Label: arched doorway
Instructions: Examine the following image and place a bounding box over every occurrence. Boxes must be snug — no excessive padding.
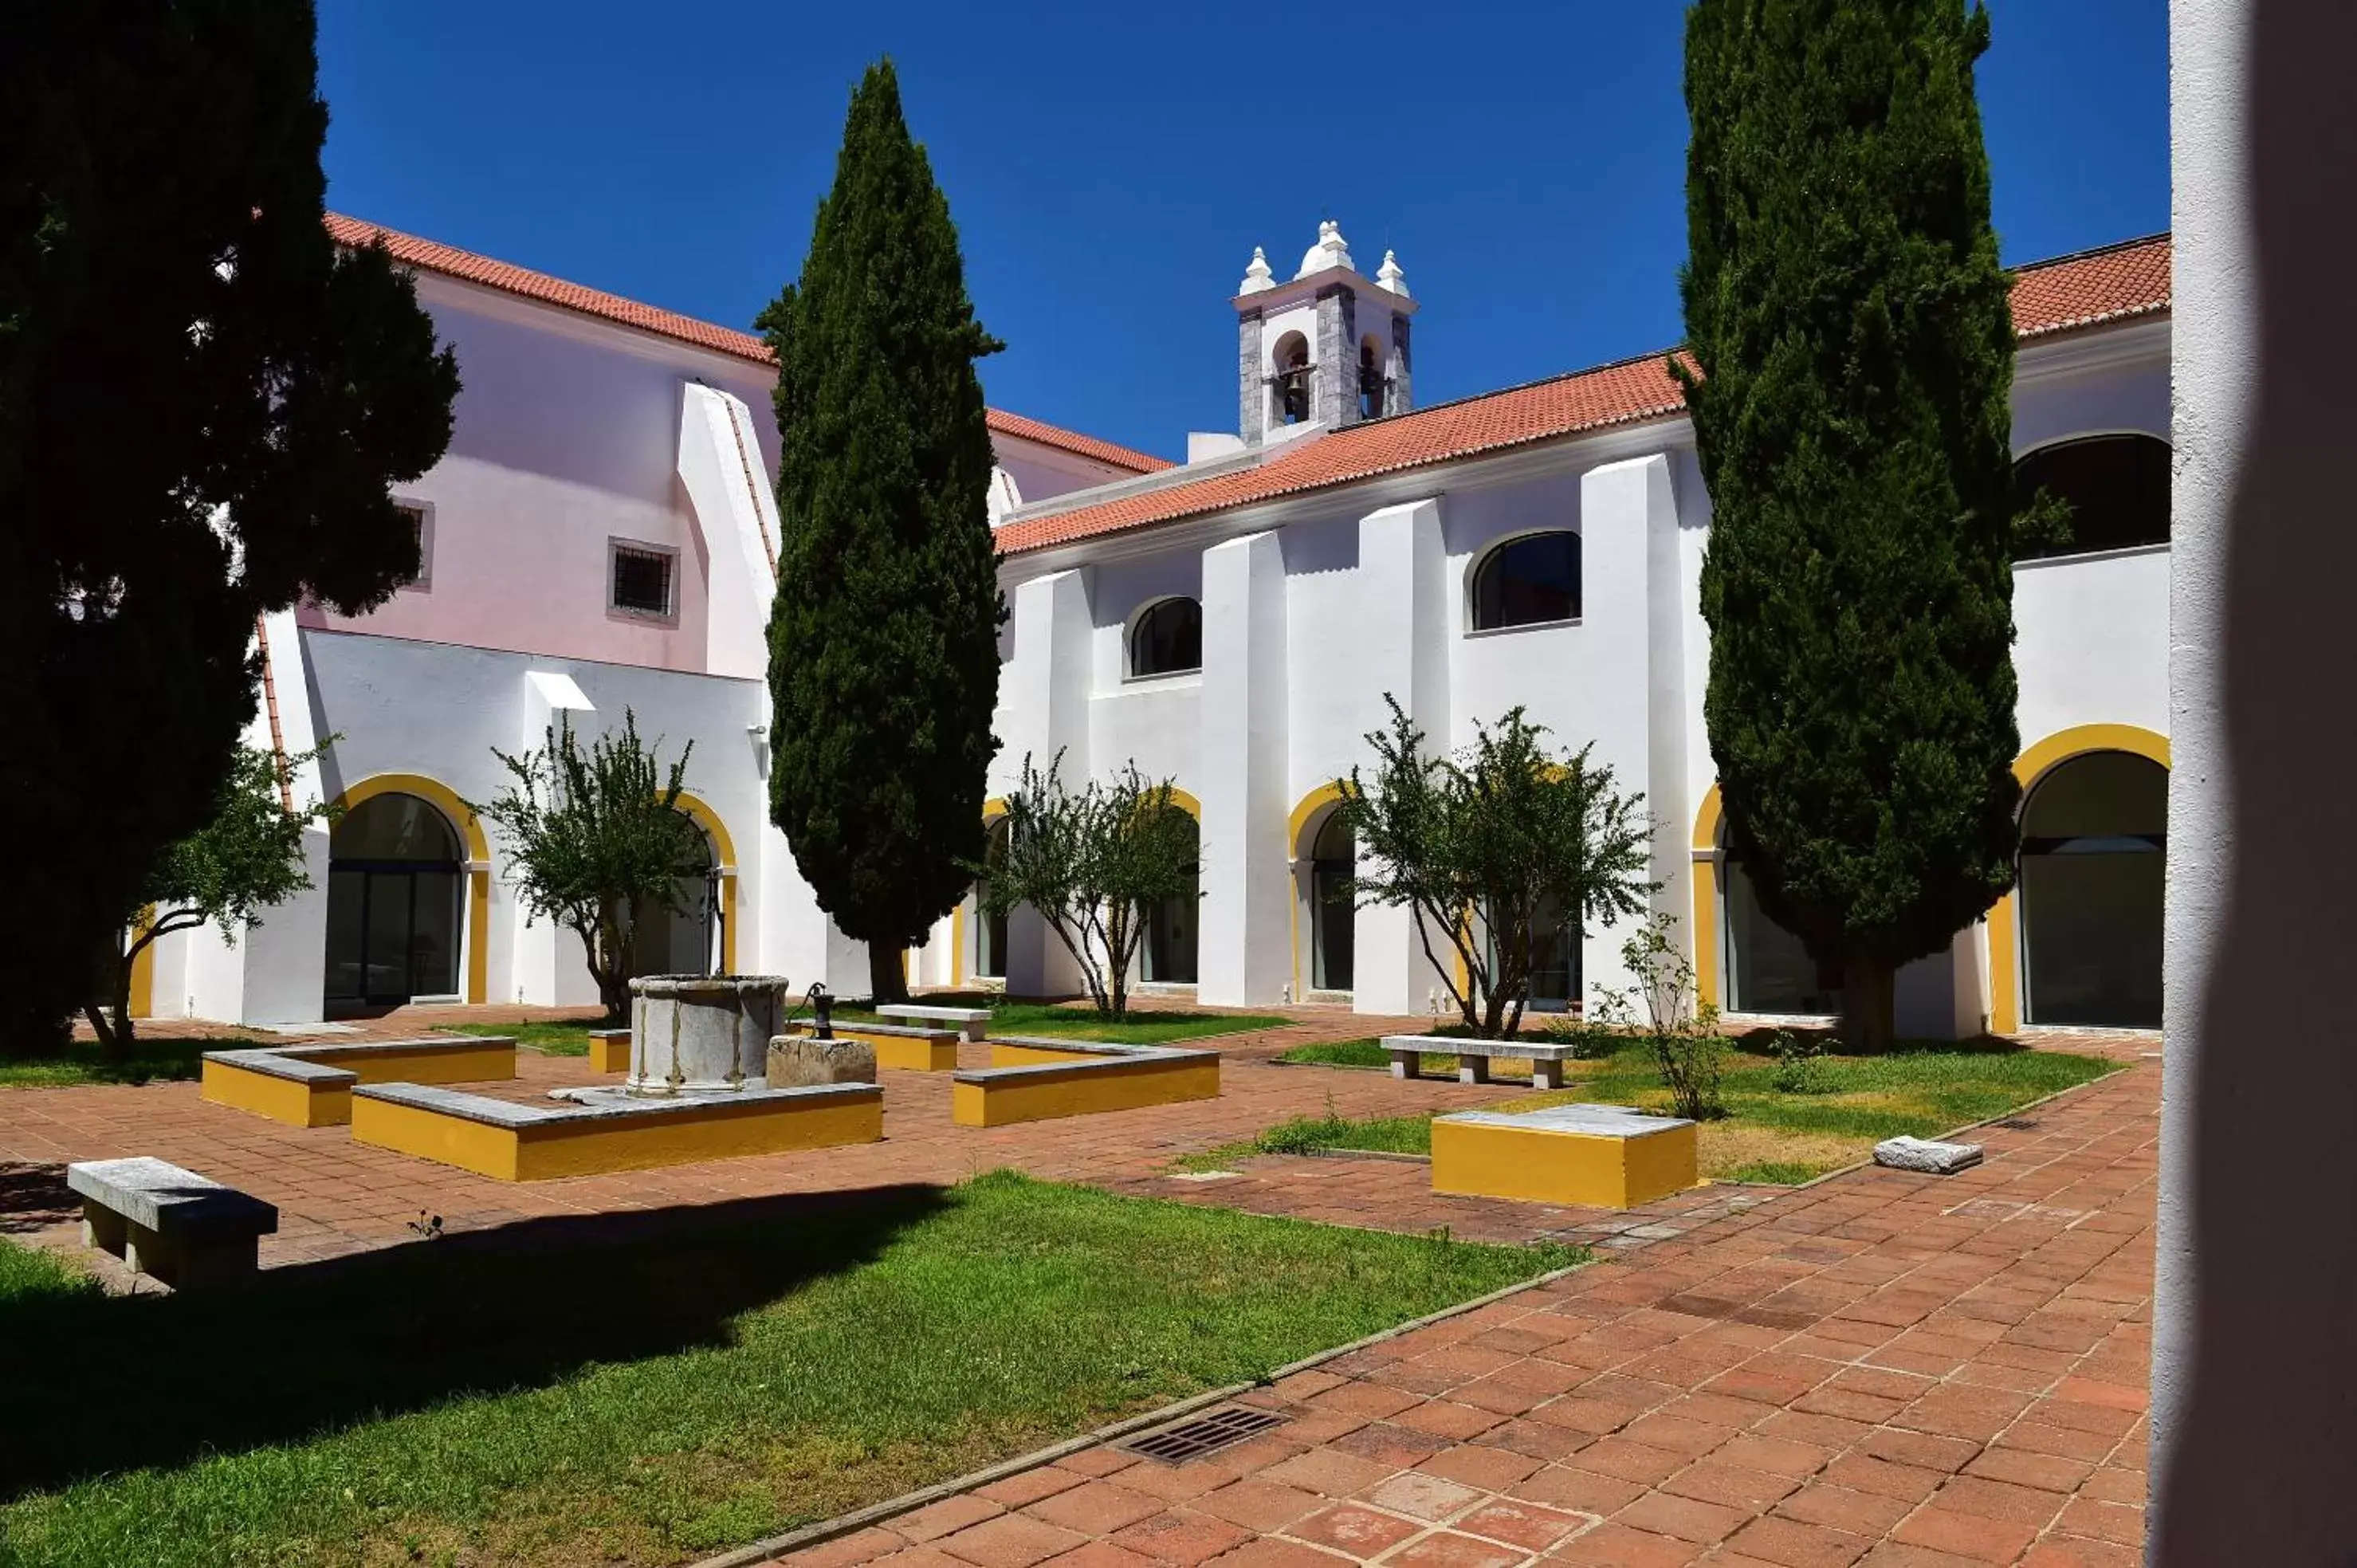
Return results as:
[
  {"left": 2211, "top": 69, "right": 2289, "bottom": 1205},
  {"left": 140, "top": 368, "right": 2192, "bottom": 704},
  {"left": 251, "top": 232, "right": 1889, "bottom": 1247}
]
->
[
  {"left": 1308, "top": 811, "right": 1355, "bottom": 993},
  {"left": 326, "top": 793, "right": 464, "bottom": 1010},
  {"left": 1724, "top": 858, "right": 1840, "bottom": 1016},
  {"left": 1142, "top": 812, "right": 1200, "bottom": 985},
  {"left": 1486, "top": 894, "right": 1581, "bottom": 1014},
  {"left": 2019, "top": 752, "right": 2166, "bottom": 1028},
  {"left": 972, "top": 816, "right": 1010, "bottom": 981},
  {"left": 630, "top": 816, "right": 718, "bottom": 978}
]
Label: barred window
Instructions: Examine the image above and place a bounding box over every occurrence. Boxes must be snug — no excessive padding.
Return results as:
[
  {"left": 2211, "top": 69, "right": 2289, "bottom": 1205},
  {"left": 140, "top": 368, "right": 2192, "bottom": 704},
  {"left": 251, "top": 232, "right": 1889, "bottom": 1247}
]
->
[{"left": 611, "top": 541, "right": 675, "bottom": 617}]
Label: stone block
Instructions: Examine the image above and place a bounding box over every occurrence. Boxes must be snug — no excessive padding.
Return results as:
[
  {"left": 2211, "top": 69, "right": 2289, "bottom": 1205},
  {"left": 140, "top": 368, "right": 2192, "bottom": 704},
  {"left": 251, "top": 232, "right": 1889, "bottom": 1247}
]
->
[
  {"left": 1874, "top": 1135, "right": 1985, "bottom": 1174},
  {"left": 767, "top": 1033, "right": 876, "bottom": 1088}
]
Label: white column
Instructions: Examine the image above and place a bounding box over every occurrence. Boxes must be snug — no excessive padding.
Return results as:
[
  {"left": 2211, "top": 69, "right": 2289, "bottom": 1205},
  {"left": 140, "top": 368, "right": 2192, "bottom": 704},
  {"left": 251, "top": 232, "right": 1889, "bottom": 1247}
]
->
[
  {"left": 235, "top": 612, "right": 332, "bottom": 1025},
  {"left": 1352, "top": 497, "right": 1451, "bottom": 1018},
  {"left": 1576, "top": 454, "right": 1688, "bottom": 1008},
  {"left": 1000, "top": 568, "right": 1094, "bottom": 1000},
  {"left": 1197, "top": 531, "right": 1290, "bottom": 1005}
]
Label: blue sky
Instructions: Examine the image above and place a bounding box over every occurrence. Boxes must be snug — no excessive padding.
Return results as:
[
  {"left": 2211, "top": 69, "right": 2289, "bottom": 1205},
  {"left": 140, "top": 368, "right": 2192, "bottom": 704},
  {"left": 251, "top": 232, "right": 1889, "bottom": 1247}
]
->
[{"left": 317, "top": 2, "right": 2167, "bottom": 462}]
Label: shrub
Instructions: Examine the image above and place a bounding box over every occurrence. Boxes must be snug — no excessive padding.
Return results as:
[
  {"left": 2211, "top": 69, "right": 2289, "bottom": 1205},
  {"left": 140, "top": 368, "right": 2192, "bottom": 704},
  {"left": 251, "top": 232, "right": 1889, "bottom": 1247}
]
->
[
  {"left": 1593, "top": 913, "right": 1727, "bottom": 1121},
  {"left": 1768, "top": 1030, "right": 1838, "bottom": 1095}
]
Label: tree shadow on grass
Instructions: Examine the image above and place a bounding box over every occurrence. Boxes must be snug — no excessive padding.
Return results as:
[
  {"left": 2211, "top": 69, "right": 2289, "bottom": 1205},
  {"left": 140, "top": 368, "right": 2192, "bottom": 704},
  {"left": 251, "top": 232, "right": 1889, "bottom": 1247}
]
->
[
  {"left": 0, "top": 1035, "right": 227, "bottom": 1087},
  {"left": 0, "top": 1181, "right": 949, "bottom": 1497}
]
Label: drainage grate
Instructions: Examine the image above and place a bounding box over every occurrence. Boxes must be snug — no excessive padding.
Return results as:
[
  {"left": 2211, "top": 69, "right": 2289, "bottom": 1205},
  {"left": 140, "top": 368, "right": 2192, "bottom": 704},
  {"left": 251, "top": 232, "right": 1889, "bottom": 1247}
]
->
[
  {"left": 1992, "top": 1118, "right": 2041, "bottom": 1131},
  {"left": 1119, "top": 1406, "right": 1287, "bottom": 1464}
]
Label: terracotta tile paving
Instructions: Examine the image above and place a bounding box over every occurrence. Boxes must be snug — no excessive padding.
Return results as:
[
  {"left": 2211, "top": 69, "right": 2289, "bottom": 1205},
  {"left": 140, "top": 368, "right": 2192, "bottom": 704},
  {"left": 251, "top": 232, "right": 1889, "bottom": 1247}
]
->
[
  {"left": 752, "top": 1062, "right": 2155, "bottom": 1568},
  {"left": 2, "top": 1004, "right": 2156, "bottom": 1565}
]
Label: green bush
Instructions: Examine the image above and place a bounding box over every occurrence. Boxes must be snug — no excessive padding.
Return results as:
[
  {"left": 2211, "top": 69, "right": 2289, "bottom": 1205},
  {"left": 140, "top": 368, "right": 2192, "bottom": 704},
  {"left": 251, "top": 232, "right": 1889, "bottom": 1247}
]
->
[{"left": 1767, "top": 1029, "right": 1838, "bottom": 1094}]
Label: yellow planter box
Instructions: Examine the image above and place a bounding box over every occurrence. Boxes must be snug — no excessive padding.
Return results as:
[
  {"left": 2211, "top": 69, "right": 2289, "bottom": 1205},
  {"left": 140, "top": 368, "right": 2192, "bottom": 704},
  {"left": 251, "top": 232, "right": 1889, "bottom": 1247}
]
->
[
  {"left": 587, "top": 1030, "right": 632, "bottom": 1074},
  {"left": 350, "top": 1081, "right": 884, "bottom": 1181},
  {"left": 782, "top": 1023, "right": 960, "bottom": 1072},
  {"left": 201, "top": 1037, "right": 518, "bottom": 1128},
  {"left": 1431, "top": 1103, "right": 1699, "bottom": 1208},
  {"left": 951, "top": 1039, "right": 1220, "bottom": 1127}
]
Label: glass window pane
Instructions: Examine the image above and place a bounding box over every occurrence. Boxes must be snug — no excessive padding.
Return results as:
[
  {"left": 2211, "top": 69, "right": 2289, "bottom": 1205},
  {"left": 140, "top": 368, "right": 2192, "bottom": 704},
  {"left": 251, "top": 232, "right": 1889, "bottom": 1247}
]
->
[
  {"left": 2021, "top": 752, "right": 2166, "bottom": 1028},
  {"left": 408, "top": 870, "right": 461, "bottom": 996},
  {"left": 332, "top": 793, "right": 460, "bottom": 863},
  {"left": 2015, "top": 435, "right": 2171, "bottom": 560},
  {"left": 1133, "top": 599, "right": 1203, "bottom": 677},
  {"left": 324, "top": 869, "right": 366, "bottom": 1004},
  {"left": 1727, "top": 861, "right": 1840, "bottom": 1014},
  {"left": 1473, "top": 533, "right": 1581, "bottom": 630}
]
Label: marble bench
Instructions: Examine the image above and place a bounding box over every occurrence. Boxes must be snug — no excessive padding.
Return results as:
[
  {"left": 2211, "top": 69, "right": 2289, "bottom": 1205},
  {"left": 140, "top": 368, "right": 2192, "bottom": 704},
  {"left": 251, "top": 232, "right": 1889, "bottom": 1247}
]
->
[
  {"left": 349, "top": 1079, "right": 883, "bottom": 1181},
  {"left": 66, "top": 1156, "right": 278, "bottom": 1288},
  {"left": 201, "top": 1036, "right": 519, "bottom": 1127},
  {"left": 876, "top": 1004, "right": 992, "bottom": 1042},
  {"left": 951, "top": 1036, "right": 1220, "bottom": 1127},
  {"left": 1381, "top": 1033, "right": 1584, "bottom": 1088},
  {"left": 1431, "top": 1102, "right": 1699, "bottom": 1208}
]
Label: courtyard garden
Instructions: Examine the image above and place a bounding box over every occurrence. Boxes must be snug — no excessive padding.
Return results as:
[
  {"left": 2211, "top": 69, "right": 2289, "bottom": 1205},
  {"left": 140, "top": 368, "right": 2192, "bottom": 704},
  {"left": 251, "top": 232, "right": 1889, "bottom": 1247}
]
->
[
  {"left": 0, "top": 1170, "right": 1574, "bottom": 1568},
  {"left": 1261, "top": 1034, "right": 2119, "bottom": 1183}
]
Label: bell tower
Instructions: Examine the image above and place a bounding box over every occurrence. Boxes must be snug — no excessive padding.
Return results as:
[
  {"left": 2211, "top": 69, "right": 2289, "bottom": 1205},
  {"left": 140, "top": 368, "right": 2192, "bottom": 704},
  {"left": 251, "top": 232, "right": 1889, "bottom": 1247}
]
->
[{"left": 1234, "top": 221, "right": 1416, "bottom": 446}]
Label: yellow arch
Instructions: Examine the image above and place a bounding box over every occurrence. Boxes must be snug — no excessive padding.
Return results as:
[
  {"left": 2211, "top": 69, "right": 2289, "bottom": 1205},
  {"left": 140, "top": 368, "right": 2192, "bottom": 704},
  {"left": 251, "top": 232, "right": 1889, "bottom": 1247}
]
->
[
  {"left": 1165, "top": 786, "right": 1202, "bottom": 820},
  {"left": 1988, "top": 723, "right": 2170, "bottom": 1034},
  {"left": 954, "top": 800, "right": 1013, "bottom": 988},
  {"left": 1691, "top": 784, "right": 1725, "bottom": 1010},
  {"left": 672, "top": 790, "right": 740, "bottom": 975},
  {"left": 1287, "top": 784, "right": 1349, "bottom": 996},
  {"left": 332, "top": 772, "right": 492, "bottom": 1004}
]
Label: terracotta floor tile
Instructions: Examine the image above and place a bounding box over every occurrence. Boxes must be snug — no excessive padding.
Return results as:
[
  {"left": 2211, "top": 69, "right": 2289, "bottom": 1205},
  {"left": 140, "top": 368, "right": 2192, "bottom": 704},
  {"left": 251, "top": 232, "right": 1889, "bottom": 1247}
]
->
[
  {"left": 1282, "top": 1505, "right": 1423, "bottom": 1558},
  {"left": 1110, "top": 1511, "right": 1255, "bottom": 1566}
]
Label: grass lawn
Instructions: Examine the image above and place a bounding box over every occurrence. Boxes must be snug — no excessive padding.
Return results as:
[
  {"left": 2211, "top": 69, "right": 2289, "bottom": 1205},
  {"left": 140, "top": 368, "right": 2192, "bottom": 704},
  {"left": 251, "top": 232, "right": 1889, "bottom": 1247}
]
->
[
  {"left": 1268, "top": 1037, "right": 2119, "bottom": 1184},
  {"left": 439, "top": 1020, "right": 609, "bottom": 1057},
  {"left": 0, "top": 1171, "right": 1575, "bottom": 1568},
  {"left": 836, "top": 999, "right": 1289, "bottom": 1046},
  {"left": 0, "top": 1034, "right": 230, "bottom": 1088}
]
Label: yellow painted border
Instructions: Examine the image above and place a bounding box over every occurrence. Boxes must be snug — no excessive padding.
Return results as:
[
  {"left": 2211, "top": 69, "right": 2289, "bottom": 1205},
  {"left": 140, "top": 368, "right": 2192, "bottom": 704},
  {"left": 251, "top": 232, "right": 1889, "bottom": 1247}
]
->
[
  {"left": 673, "top": 790, "right": 739, "bottom": 975},
  {"left": 127, "top": 906, "right": 156, "bottom": 1020},
  {"left": 1692, "top": 784, "right": 1724, "bottom": 1010},
  {"left": 951, "top": 1054, "right": 1220, "bottom": 1127},
  {"left": 1432, "top": 1116, "right": 1699, "bottom": 1208},
  {"left": 332, "top": 772, "right": 492, "bottom": 1004},
  {"left": 1287, "top": 784, "right": 1347, "bottom": 997},
  {"left": 1988, "top": 723, "right": 2171, "bottom": 1035},
  {"left": 349, "top": 1085, "right": 883, "bottom": 1181}
]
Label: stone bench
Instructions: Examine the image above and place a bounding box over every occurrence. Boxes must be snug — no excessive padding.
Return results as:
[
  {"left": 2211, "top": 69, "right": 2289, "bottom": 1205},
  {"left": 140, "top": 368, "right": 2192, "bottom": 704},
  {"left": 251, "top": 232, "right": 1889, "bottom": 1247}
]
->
[
  {"left": 586, "top": 1028, "right": 632, "bottom": 1074},
  {"left": 780, "top": 1019, "right": 960, "bottom": 1071},
  {"left": 952, "top": 1036, "right": 1220, "bottom": 1128},
  {"left": 350, "top": 1079, "right": 883, "bottom": 1181},
  {"left": 202, "top": 1036, "right": 519, "bottom": 1127},
  {"left": 1381, "top": 1033, "right": 1583, "bottom": 1089},
  {"left": 1431, "top": 1102, "right": 1699, "bottom": 1208},
  {"left": 66, "top": 1157, "right": 278, "bottom": 1288},
  {"left": 876, "top": 1004, "right": 992, "bottom": 1042}
]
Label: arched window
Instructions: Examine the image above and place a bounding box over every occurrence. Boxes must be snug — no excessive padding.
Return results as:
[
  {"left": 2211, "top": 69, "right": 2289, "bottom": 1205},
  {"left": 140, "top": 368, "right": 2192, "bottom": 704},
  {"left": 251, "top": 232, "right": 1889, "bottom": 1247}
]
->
[
  {"left": 2020, "top": 751, "right": 2166, "bottom": 1027},
  {"left": 1470, "top": 532, "right": 1581, "bottom": 631},
  {"left": 1271, "top": 332, "right": 1311, "bottom": 426},
  {"left": 1309, "top": 812, "right": 1356, "bottom": 992},
  {"left": 2014, "top": 434, "right": 2171, "bottom": 560},
  {"left": 973, "top": 817, "right": 1010, "bottom": 980},
  {"left": 326, "top": 793, "right": 464, "bottom": 1009},
  {"left": 1130, "top": 597, "right": 1203, "bottom": 678},
  {"left": 631, "top": 816, "right": 717, "bottom": 980},
  {"left": 1358, "top": 338, "right": 1385, "bottom": 421},
  {"left": 1142, "top": 812, "right": 1200, "bottom": 985}
]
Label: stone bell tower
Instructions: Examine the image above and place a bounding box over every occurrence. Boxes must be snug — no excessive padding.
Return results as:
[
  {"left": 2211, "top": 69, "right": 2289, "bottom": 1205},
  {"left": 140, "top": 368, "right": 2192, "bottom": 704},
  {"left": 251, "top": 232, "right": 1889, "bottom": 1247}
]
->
[{"left": 1233, "top": 221, "right": 1416, "bottom": 446}]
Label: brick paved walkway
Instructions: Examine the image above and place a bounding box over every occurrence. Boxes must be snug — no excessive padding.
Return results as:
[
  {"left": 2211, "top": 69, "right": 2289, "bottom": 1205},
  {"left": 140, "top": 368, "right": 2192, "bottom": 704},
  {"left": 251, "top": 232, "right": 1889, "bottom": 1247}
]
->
[{"left": 772, "top": 1066, "right": 2156, "bottom": 1568}]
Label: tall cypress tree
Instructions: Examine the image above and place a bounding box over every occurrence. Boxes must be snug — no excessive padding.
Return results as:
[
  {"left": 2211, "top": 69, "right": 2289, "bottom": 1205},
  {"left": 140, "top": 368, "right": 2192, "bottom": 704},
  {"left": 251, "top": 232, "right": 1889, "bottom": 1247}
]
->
[
  {"left": 2, "top": 1, "right": 458, "bottom": 1046},
  {"left": 762, "top": 60, "right": 1005, "bottom": 1004},
  {"left": 1676, "top": 0, "right": 2021, "bottom": 1047}
]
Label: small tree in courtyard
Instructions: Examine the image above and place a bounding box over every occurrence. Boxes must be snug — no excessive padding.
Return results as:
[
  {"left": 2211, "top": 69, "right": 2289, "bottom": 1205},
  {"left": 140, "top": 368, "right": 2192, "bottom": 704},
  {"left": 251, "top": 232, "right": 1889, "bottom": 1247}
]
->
[
  {"left": 1676, "top": 0, "right": 2025, "bottom": 1048},
  {"left": 1335, "top": 697, "right": 1653, "bottom": 1039},
  {"left": 976, "top": 753, "right": 1198, "bottom": 1021},
  {"left": 84, "top": 744, "right": 334, "bottom": 1054},
  {"left": 473, "top": 713, "right": 708, "bottom": 1021}
]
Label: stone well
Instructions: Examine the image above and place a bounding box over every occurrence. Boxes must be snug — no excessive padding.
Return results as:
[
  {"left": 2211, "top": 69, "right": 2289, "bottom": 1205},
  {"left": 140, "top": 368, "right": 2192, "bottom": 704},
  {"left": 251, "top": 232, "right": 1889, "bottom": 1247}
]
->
[{"left": 626, "top": 975, "right": 792, "bottom": 1097}]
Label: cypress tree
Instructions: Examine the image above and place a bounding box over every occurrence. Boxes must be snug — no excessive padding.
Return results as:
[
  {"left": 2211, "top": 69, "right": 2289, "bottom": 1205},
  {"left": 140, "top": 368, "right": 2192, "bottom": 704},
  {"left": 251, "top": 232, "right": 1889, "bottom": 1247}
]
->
[
  {"left": 761, "top": 60, "right": 1006, "bottom": 1004},
  {"left": 1675, "top": 0, "right": 2022, "bottom": 1047},
  {"left": 1, "top": 1, "right": 458, "bottom": 1043}
]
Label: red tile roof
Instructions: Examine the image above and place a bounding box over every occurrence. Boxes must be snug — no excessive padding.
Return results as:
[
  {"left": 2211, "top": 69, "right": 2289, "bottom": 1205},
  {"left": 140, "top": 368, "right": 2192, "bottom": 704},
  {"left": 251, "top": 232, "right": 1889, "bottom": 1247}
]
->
[
  {"left": 998, "top": 234, "right": 2174, "bottom": 556},
  {"left": 324, "top": 212, "right": 1170, "bottom": 476}
]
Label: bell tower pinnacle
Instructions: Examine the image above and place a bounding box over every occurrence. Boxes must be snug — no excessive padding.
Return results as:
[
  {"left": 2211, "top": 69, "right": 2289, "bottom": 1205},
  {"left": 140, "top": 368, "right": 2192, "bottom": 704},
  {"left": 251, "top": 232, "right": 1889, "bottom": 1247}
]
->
[{"left": 1232, "top": 221, "right": 1416, "bottom": 446}]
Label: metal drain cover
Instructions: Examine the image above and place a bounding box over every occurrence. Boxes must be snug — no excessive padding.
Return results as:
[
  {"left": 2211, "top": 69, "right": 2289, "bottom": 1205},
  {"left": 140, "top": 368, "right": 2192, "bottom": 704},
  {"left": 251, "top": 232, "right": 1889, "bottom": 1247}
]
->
[{"left": 1119, "top": 1405, "right": 1287, "bottom": 1464}]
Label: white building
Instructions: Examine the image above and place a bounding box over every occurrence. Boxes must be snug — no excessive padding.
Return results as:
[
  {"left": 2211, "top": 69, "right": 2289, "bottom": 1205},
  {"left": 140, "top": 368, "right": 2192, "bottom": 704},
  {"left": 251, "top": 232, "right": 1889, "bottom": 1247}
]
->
[{"left": 135, "top": 216, "right": 2174, "bottom": 1041}]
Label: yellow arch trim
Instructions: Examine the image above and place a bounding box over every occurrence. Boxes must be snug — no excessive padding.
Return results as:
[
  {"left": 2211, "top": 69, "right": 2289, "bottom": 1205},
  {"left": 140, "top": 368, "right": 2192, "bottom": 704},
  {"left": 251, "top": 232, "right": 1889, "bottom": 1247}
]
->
[
  {"left": 128, "top": 906, "right": 157, "bottom": 1020},
  {"left": 1988, "top": 723, "right": 2170, "bottom": 1034},
  {"left": 1165, "top": 787, "right": 1202, "bottom": 820},
  {"left": 1287, "top": 784, "right": 1349, "bottom": 996},
  {"left": 672, "top": 791, "right": 739, "bottom": 975},
  {"left": 1691, "top": 784, "right": 1724, "bottom": 1010},
  {"left": 957, "top": 802, "right": 1012, "bottom": 988},
  {"left": 332, "top": 772, "right": 492, "bottom": 1004}
]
